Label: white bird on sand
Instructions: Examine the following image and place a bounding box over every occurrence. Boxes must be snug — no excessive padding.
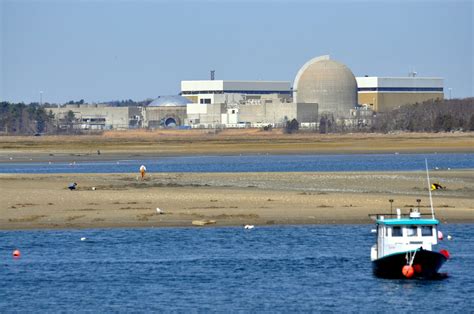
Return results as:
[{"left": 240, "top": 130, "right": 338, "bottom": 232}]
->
[
  {"left": 156, "top": 208, "right": 163, "bottom": 214},
  {"left": 92, "top": 187, "right": 96, "bottom": 191},
  {"left": 244, "top": 225, "right": 255, "bottom": 230},
  {"left": 447, "top": 235, "right": 452, "bottom": 240},
  {"left": 80, "top": 237, "right": 87, "bottom": 241}
]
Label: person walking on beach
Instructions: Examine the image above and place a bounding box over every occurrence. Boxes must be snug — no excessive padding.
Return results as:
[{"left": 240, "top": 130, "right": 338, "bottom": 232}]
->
[{"left": 139, "top": 165, "right": 147, "bottom": 180}]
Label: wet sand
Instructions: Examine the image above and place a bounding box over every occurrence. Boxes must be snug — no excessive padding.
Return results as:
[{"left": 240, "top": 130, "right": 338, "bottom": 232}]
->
[{"left": 1, "top": 171, "right": 473, "bottom": 230}]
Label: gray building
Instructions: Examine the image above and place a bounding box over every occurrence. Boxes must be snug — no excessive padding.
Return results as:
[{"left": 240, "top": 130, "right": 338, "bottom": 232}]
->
[
  {"left": 293, "top": 55, "right": 358, "bottom": 119},
  {"left": 142, "top": 95, "right": 189, "bottom": 128},
  {"left": 51, "top": 104, "right": 141, "bottom": 130}
]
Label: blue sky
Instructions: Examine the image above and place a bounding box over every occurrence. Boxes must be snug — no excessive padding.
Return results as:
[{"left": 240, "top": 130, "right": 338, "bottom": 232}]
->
[{"left": 1, "top": 0, "right": 472, "bottom": 103}]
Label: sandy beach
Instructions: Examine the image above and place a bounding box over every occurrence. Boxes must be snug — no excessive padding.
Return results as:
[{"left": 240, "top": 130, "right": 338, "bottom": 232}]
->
[{"left": 1, "top": 170, "right": 473, "bottom": 230}]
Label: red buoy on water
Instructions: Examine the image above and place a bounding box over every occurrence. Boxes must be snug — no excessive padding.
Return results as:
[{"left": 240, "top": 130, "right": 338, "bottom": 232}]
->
[
  {"left": 402, "top": 265, "right": 415, "bottom": 278},
  {"left": 12, "top": 249, "right": 21, "bottom": 258},
  {"left": 413, "top": 264, "right": 422, "bottom": 274},
  {"left": 440, "top": 249, "right": 450, "bottom": 259}
]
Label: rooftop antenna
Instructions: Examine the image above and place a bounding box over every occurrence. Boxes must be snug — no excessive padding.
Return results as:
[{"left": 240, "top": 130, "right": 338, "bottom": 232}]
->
[
  {"left": 425, "top": 159, "right": 435, "bottom": 219},
  {"left": 210, "top": 70, "right": 215, "bottom": 81}
]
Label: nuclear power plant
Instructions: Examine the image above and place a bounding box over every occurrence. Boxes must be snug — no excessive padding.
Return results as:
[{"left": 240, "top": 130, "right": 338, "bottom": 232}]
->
[{"left": 51, "top": 55, "right": 444, "bottom": 130}]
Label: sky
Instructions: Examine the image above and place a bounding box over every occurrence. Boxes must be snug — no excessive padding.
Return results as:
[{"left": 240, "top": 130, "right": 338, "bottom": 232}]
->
[{"left": 0, "top": 0, "right": 472, "bottom": 104}]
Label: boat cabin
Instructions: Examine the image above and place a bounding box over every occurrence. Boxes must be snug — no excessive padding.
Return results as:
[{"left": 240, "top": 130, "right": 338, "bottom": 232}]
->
[{"left": 371, "top": 208, "right": 439, "bottom": 261}]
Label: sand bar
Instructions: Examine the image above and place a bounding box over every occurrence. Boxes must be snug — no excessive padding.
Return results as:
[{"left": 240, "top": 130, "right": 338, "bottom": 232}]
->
[{"left": 1, "top": 170, "right": 473, "bottom": 230}]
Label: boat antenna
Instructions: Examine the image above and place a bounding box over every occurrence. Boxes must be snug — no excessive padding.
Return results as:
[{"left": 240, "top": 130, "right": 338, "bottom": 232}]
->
[{"left": 425, "top": 159, "right": 435, "bottom": 219}]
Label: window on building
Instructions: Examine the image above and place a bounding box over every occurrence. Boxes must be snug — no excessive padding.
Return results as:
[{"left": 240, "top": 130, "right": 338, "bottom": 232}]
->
[
  {"left": 392, "top": 227, "right": 402, "bottom": 237},
  {"left": 422, "top": 226, "right": 433, "bottom": 236}
]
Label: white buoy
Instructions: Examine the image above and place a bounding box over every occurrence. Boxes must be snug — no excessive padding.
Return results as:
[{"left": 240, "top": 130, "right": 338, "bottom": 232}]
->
[
  {"left": 244, "top": 225, "right": 254, "bottom": 230},
  {"left": 447, "top": 235, "right": 452, "bottom": 240},
  {"left": 370, "top": 229, "right": 377, "bottom": 233},
  {"left": 80, "top": 237, "right": 87, "bottom": 241},
  {"left": 156, "top": 208, "right": 163, "bottom": 214}
]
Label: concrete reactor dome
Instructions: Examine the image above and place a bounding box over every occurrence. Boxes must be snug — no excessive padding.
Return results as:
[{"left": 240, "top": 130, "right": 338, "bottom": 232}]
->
[
  {"left": 148, "top": 95, "right": 190, "bottom": 107},
  {"left": 293, "top": 55, "right": 357, "bottom": 118}
]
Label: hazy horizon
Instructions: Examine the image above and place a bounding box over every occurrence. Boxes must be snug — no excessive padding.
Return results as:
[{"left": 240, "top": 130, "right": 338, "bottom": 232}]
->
[{"left": 1, "top": 0, "right": 472, "bottom": 104}]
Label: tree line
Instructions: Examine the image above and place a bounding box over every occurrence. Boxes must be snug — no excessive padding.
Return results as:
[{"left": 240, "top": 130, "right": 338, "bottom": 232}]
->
[
  {"left": 0, "top": 102, "right": 56, "bottom": 134},
  {"left": 316, "top": 98, "right": 474, "bottom": 133},
  {"left": 370, "top": 98, "right": 474, "bottom": 133},
  {"left": 1, "top": 98, "right": 473, "bottom": 135}
]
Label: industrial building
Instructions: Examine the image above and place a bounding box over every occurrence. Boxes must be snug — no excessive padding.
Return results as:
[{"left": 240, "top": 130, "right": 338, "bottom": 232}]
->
[
  {"left": 142, "top": 95, "right": 188, "bottom": 128},
  {"left": 356, "top": 77, "right": 444, "bottom": 112},
  {"left": 181, "top": 80, "right": 298, "bottom": 128},
  {"left": 50, "top": 104, "right": 141, "bottom": 130},
  {"left": 293, "top": 55, "right": 358, "bottom": 119},
  {"left": 182, "top": 55, "right": 359, "bottom": 127},
  {"left": 48, "top": 54, "right": 445, "bottom": 130}
]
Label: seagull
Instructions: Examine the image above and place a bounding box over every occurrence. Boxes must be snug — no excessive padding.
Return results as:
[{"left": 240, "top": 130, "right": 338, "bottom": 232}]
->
[
  {"left": 92, "top": 187, "right": 96, "bottom": 191},
  {"left": 80, "top": 237, "right": 87, "bottom": 241},
  {"left": 68, "top": 182, "right": 77, "bottom": 191},
  {"left": 244, "top": 225, "right": 255, "bottom": 230},
  {"left": 156, "top": 208, "right": 163, "bottom": 214}
]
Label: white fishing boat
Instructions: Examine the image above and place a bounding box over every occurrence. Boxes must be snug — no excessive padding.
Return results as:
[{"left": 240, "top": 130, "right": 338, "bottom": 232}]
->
[{"left": 370, "top": 160, "right": 450, "bottom": 279}]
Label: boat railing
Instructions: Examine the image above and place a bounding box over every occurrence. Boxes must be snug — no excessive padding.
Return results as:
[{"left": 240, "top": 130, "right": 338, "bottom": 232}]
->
[{"left": 369, "top": 213, "right": 433, "bottom": 221}]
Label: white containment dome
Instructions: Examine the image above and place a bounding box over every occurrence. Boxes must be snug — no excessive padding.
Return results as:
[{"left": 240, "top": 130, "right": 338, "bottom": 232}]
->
[{"left": 293, "top": 55, "right": 357, "bottom": 118}]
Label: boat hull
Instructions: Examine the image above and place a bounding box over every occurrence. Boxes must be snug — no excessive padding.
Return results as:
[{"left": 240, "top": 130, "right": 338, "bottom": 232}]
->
[{"left": 372, "top": 249, "right": 447, "bottom": 279}]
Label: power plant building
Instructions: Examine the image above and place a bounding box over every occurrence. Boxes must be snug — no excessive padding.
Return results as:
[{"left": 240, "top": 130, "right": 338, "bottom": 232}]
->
[
  {"left": 143, "top": 95, "right": 188, "bottom": 128},
  {"left": 48, "top": 55, "right": 446, "bottom": 130},
  {"left": 50, "top": 104, "right": 141, "bottom": 130},
  {"left": 293, "top": 55, "right": 358, "bottom": 119},
  {"left": 181, "top": 80, "right": 292, "bottom": 105},
  {"left": 356, "top": 77, "right": 444, "bottom": 112},
  {"left": 181, "top": 80, "right": 303, "bottom": 127}
]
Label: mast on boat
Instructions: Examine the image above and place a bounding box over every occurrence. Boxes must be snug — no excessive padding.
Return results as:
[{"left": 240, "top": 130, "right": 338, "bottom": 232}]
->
[{"left": 425, "top": 159, "right": 435, "bottom": 219}]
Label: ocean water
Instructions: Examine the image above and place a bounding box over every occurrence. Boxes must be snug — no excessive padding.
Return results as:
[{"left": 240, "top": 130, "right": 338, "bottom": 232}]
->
[
  {"left": 1, "top": 224, "right": 472, "bottom": 312},
  {"left": 1, "top": 153, "right": 473, "bottom": 173}
]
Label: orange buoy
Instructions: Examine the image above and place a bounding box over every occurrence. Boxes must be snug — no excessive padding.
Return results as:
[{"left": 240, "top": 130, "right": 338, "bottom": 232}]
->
[
  {"left": 402, "top": 265, "right": 415, "bottom": 278},
  {"left": 12, "top": 249, "right": 21, "bottom": 258},
  {"left": 413, "top": 264, "right": 422, "bottom": 273},
  {"left": 440, "top": 249, "right": 450, "bottom": 259}
]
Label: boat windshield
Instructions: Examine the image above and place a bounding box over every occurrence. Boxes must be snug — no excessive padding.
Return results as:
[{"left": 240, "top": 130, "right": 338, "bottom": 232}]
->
[
  {"left": 392, "top": 226, "right": 402, "bottom": 237},
  {"left": 422, "top": 226, "right": 433, "bottom": 236},
  {"left": 407, "top": 226, "right": 418, "bottom": 237}
]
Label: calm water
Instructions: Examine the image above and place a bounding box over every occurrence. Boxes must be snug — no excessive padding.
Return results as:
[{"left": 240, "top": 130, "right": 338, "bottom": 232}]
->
[
  {"left": 1, "top": 153, "right": 473, "bottom": 173},
  {"left": 1, "top": 224, "right": 472, "bottom": 312}
]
